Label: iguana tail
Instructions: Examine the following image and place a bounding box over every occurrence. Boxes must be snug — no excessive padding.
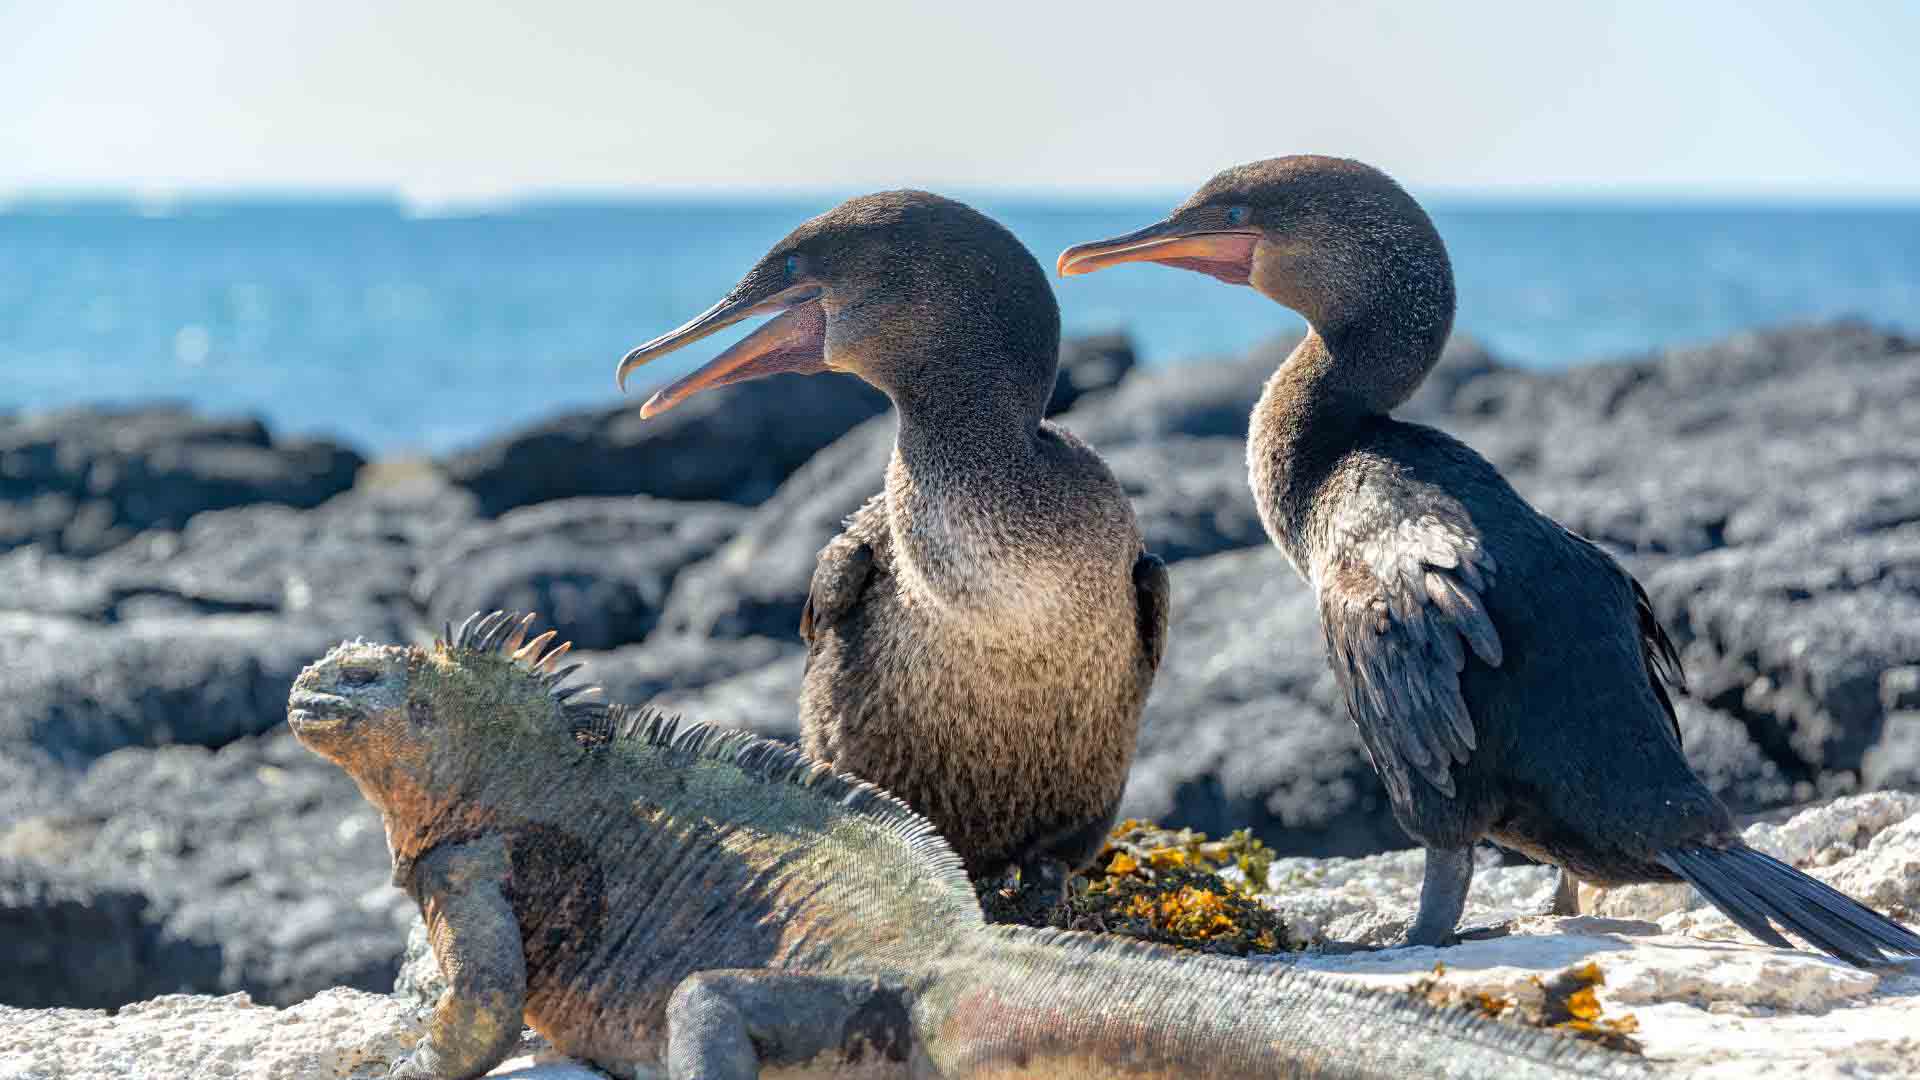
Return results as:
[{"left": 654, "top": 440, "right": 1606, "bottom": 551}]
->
[{"left": 922, "top": 926, "right": 1653, "bottom": 1078}]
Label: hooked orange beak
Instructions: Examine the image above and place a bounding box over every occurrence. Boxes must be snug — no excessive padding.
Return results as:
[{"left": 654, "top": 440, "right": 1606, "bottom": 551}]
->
[
  {"left": 616, "top": 282, "right": 828, "bottom": 418},
  {"left": 1056, "top": 219, "right": 1259, "bottom": 286}
]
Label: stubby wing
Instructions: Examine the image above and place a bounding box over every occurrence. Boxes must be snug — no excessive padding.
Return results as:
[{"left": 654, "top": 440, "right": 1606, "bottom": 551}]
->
[
  {"left": 1318, "top": 515, "right": 1502, "bottom": 803},
  {"left": 1132, "top": 551, "right": 1171, "bottom": 673},
  {"left": 1633, "top": 575, "right": 1686, "bottom": 748},
  {"left": 1562, "top": 528, "right": 1686, "bottom": 750},
  {"left": 800, "top": 534, "right": 875, "bottom": 647}
]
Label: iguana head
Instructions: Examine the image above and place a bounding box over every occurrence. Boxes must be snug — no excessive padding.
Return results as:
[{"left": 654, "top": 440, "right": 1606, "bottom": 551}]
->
[{"left": 288, "top": 611, "right": 600, "bottom": 809}]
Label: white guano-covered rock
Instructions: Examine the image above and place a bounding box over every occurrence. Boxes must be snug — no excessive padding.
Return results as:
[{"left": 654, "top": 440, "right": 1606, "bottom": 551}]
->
[{"left": 1265, "top": 792, "right": 1920, "bottom": 1076}]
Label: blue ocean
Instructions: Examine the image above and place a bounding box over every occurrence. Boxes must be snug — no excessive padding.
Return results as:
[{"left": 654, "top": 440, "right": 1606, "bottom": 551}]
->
[{"left": 4, "top": 197, "right": 1918, "bottom": 455}]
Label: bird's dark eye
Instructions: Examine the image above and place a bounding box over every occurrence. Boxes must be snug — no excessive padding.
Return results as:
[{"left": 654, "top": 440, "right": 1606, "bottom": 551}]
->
[
  {"left": 1225, "top": 205, "right": 1250, "bottom": 226},
  {"left": 340, "top": 667, "right": 378, "bottom": 687},
  {"left": 784, "top": 253, "right": 803, "bottom": 279}
]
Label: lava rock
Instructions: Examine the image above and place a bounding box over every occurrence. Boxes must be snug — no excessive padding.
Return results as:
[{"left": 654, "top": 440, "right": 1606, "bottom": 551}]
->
[
  {"left": 0, "top": 405, "right": 364, "bottom": 556},
  {"left": 1103, "top": 436, "right": 1267, "bottom": 563},
  {"left": 1649, "top": 524, "right": 1920, "bottom": 779},
  {"left": 656, "top": 416, "right": 893, "bottom": 641},
  {"left": 0, "top": 730, "right": 406, "bottom": 1009},
  {"left": 440, "top": 374, "right": 889, "bottom": 516},
  {"left": 1047, "top": 331, "right": 1137, "bottom": 415},
  {"left": 578, "top": 635, "right": 800, "bottom": 707},
  {"left": 0, "top": 612, "right": 379, "bottom": 768},
  {"left": 414, "top": 496, "right": 746, "bottom": 651},
  {"left": 0, "top": 478, "right": 475, "bottom": 626}
]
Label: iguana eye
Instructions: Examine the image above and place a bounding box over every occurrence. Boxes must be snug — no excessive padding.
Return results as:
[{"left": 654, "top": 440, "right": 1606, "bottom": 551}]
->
[
  {"left": 340, "top": 667, "right": 379, "bottom": 687},
  {"left": 1225, "top": 205, "right": 1250, "bottom": 226}
]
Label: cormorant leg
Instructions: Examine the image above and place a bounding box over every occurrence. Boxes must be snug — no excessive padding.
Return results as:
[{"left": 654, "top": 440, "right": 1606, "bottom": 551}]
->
[
  {"left": 1544, "top": 867, "right": 1580, "bottom": 917},
  {"left": 666, "top": 970, "right": 914, "bottom": 1080},
  {"left": 1406, "top": 846, "right": 1474, "bottom": 947}
]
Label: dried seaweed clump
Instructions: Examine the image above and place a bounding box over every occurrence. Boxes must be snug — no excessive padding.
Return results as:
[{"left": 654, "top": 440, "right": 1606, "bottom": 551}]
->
[
  {"left": 981, "top": 819, "right": 1294, "bottom": 956},
  {"left": 1408, "top": 960, "right": 1642, "bottom": 1054}
]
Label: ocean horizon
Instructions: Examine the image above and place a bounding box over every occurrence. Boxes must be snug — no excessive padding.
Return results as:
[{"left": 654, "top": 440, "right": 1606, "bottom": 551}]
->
[{"left": 4, "top": 195, "right": 1918, "bottom": 456}]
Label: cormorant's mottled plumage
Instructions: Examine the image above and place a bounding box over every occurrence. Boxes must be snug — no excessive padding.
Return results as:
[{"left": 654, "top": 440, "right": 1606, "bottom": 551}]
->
[
  {"left": 1059, "top": 155, "right": 1920, "bottom": 964},
  {"left": 622, "top": 192, "right": 1168, "bottom": 893}
]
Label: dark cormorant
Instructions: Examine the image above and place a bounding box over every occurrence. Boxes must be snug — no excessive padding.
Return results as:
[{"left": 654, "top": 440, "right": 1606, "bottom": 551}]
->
[{"left": 1058, "top": 155, "right": 1920, "bottom": 964}]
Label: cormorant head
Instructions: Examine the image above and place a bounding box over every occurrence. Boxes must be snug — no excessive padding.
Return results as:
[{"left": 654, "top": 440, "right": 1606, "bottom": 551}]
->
[
  {"left": 1057, "top": 155, "right": 1451, "bottom": 336},
  {"left": 618, "top": 190, "right": 1059, "bottom": 420}
]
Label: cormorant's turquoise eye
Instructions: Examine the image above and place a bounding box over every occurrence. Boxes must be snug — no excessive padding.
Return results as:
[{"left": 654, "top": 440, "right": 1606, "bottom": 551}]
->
[
  {"left": 1225, "top": 206, "right": 1249, "bottom": 226},
  {"left": 785, "top": 254, "right": 802, "bottom": 279}
]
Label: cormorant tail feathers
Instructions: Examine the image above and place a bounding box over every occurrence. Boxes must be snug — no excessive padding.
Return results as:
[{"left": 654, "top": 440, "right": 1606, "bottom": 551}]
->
[{"left": 1658, "top": 845, "right": 1920, "bottom": 967}]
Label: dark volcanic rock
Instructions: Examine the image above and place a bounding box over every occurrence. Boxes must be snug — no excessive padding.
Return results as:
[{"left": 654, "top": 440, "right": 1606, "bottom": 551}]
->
[
  {"left": 657, "top": 416, "right": 894, "bottom": 641},
  {"left": 579, "top": 635, "right": 799, "bottom": 707},
  {"left": 0, "top": 612, "right": 373, "bottom": 769},
  {"left": 0, "top": 478, "right": 475, "bottom": 625},
  {"left": 1048, "top": 332, "right": 1136, "bottom": 416},
  {"left": 414, "top": 496, "right": 746, "bottom": 651},
  {"left": 652, "top": 651, "right": 809, "bottom": 742},
  {"left": 1650, "top": 525, "right": 1920, "bottom": 780},
  {"left": 1059, "top": 336, "right": 1293, "bottom": 447},
  {"left": 1103, "top": 436, "right": 1266, "bottom": 563},
  {"left": 0, "top": 405, "right": 364, "bottom": 556},
  {"left": 441, "top": 374, "right": 889, "bottom": 516},
  {"left": 0, "top": 859, "right": 219, "bottom": 1009},
  {"left": 0, "top": 730, "right": 406, "bottom": 1008}
]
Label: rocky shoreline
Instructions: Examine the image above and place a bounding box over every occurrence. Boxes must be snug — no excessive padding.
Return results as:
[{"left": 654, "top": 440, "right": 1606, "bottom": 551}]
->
[
  {"left": 4, "top": 793, "right": 1915, "bottom": 1077},
  {"left": 2, "top": 321, "right": 1918, "bottom": 1064}
]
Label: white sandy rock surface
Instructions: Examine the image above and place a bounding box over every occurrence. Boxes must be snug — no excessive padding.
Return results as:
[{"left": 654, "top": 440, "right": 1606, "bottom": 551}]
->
[
  {"left": 1263, "top": 791, "right": 1920, "bottom": 1077},
  {"left": 2, "top": 794, "right": 1915, "bottom": 1078}
]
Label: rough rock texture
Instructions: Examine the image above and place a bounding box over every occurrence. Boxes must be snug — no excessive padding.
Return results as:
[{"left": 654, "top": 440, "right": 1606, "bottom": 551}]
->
[
  {"left": 4, "top": 796, "right": 1914, "bottom": 1078},
  {"left": 440, "top": 371, "right": 890, "bottom": 516},
  {"left": 0, "top": 730, "right": 408, "bottom": 1009},
  {"left": 1266, "top": 794, "right": 1920, "bottom": 1078},
  {"left": 653, "top": 415, "right": 894, "bottom": 641},
  {"left": 412, "top": 496, "right": 745, "bottom": 651},
  {"left": 0, "top": 405, "right": 364, "bottom": 556},
  {"left": 0, "top": 612, "right": 389, "bottom": 769},
  {"left": 1047, "top": 330, "right": 1137, "bottom": 415}
]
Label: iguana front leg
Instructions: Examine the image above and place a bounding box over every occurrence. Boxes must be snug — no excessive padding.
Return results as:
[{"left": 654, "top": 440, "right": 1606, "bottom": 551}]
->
[
  {"left": 665, "top": 970, "right": 914, "bottom": 1079},
  {"left": 394, "top": 837, "right": 527, "bottom": 1080}
]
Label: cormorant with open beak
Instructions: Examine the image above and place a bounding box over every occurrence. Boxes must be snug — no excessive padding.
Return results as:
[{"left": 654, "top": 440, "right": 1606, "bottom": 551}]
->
[
  {"left": 1056, "top": 156, "right": 1920, "bottom": 964},
  {"left": 621, "top": 191, "right": 1169, "bottom": 904}
]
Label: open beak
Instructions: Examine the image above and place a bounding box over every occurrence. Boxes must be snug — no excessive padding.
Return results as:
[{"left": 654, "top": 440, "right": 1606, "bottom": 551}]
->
[
  {"left": 616, "top": 282, "right": 828, "bottom": 418},
  {"left": 1056, "top": 220, "right": 1260, "bottom": 286}
]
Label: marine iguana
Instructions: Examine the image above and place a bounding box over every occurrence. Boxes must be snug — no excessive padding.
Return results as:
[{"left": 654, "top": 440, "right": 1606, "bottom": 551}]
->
[{"left": 288, "top": 611, "right": 1650, "bottom": 1079}]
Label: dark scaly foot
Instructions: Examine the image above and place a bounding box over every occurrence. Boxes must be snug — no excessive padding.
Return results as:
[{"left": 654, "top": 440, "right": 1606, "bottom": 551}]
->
[
  {"left": 1404, "top": 846, "right": 1474, "bottom": 947},
  {"left": 1544, "top": 866, "right": 1580, "bottom": 916}
]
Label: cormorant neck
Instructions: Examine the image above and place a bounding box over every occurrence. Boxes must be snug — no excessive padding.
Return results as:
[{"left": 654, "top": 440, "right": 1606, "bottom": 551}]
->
[
  {"left": 884, "top": 347, "right": 1051, "bottom": 468},
  {"left": 1278, "top": 231, "right": 1455, "bottom": 418}
]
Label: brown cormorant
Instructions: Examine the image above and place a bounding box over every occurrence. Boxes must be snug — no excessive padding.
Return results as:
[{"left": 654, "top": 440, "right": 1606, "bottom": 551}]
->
[
  {"left": 619, "top": 191, "right": 1169, "bottom": 902},
  {"left": 1057, "top": 155, "right": 1920, "bottom": 964}
]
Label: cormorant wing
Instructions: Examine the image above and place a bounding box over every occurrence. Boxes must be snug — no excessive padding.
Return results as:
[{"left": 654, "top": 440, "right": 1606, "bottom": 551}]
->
[
  {"left": 800, "top": 532, "right": 875, "bottom": 648},
  {"left": 1317, "top": 511, "right": 1502, "bottom": 803},
  {"left": 1560, "top": 529, "right": 1687, "bottom": 750},
  {"left": 1132, "top": 551, "right": 1171, "bottom": 673}
]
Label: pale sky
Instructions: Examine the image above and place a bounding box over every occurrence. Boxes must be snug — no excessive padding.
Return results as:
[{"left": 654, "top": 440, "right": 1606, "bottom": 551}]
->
[{"left": 6, "top": 0, "right": 1919, "bottom": 203}]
